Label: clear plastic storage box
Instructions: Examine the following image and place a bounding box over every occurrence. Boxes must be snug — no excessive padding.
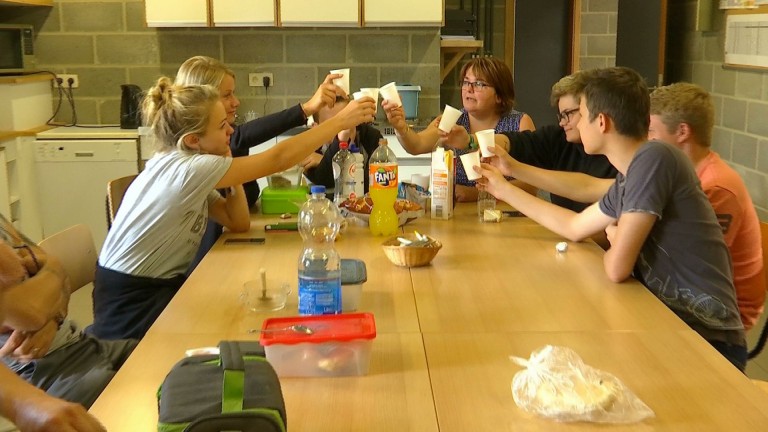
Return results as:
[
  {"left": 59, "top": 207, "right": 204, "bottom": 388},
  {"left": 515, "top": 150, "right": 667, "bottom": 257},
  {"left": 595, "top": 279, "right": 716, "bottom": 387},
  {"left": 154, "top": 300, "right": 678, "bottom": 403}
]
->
[{"left": 259, "top": 313, "right": 376, "bottom": 377}]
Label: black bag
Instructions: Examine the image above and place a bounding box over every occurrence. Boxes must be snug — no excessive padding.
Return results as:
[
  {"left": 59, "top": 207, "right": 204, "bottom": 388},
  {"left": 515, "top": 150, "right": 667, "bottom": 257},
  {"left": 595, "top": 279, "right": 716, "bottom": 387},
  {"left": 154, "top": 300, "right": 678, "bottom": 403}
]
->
[{"left": 157, "top": 341, "right": 286, "bottom": 432}]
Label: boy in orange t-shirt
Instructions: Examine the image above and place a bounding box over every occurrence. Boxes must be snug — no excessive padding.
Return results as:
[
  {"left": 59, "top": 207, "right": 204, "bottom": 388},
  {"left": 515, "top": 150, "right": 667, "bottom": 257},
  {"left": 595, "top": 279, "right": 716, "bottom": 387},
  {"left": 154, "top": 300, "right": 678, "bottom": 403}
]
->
[{"left": 649, "top": 82, "right": 765, "bottom": 330}]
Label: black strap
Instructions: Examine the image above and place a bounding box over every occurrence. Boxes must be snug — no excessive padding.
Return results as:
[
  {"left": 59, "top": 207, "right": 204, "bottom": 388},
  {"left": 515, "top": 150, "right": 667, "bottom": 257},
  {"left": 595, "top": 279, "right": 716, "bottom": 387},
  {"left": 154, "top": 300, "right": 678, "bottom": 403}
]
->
[
  {"left": 219, "top": 341, "right": 244, "bottom": 371},
  {"left": 748, "top": 321, "right": 768, "bottom": 360}
]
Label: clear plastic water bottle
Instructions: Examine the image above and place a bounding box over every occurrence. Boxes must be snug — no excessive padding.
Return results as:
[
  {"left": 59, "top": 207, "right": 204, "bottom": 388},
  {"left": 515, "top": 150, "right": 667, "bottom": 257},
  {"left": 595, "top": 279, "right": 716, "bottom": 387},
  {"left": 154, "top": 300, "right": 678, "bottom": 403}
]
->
[
  {"left": 332, "top": 141, "right": 354, "bottom": 205},
  {"left": 298, "top": 185, "right": 342, "bottom": 315},
  {"left": 349, "top": 141, "right": 368, "bottom": 197}
]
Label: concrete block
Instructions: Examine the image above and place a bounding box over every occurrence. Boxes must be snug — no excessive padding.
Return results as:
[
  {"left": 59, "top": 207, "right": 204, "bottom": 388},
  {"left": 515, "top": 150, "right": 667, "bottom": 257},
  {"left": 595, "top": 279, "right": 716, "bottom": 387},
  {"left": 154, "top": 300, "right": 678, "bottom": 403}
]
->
[
  {"left": 61, "top": 2, "right": 123, "bottom": 32},
  {"left": 732, "top": 132, "right": 758, "bottom": 169},
  {"left": 224, "top": 33, "right": 284, "bottom": 64},
  {"left": 722, "top": 97, "right": 747, "bottom": 131},
  {"left": 350, "top": 34, "right": 409, "bottom": 63},
  {"left": 286, "top": 34, "right": 346, "bottom": 64}
]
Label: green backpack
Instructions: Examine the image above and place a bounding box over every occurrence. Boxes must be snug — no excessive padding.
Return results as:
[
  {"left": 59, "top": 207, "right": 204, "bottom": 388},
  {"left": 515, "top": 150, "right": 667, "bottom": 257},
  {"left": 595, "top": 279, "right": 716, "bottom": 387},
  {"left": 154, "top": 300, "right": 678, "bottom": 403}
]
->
[{"left": 157, "top": 340, "right": 286, "bottom": 432}]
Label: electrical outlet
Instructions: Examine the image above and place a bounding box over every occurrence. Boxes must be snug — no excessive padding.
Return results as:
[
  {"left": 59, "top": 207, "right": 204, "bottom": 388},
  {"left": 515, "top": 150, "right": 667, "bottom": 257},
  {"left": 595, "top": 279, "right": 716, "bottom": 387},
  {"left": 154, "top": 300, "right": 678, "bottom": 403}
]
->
[
  {"left": 58, "top": 74, "right": 80, "bottom": 88},
  {"left": 248, "top": 72, "right": 274, "bottom": 87}
]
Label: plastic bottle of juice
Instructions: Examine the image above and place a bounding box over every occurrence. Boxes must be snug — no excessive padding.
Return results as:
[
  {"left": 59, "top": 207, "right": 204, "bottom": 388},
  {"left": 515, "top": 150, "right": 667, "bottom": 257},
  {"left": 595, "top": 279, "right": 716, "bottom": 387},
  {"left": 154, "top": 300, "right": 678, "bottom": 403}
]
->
[{"left": 368, "top": 138, "right": 398, "bottom": 236}]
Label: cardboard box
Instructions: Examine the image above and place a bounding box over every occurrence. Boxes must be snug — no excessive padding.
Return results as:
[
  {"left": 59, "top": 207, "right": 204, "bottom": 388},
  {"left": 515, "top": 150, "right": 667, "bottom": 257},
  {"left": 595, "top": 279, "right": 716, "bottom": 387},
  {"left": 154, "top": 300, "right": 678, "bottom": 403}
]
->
[{"left": 430, "top": 148, "right": 454, "bottom": 219}]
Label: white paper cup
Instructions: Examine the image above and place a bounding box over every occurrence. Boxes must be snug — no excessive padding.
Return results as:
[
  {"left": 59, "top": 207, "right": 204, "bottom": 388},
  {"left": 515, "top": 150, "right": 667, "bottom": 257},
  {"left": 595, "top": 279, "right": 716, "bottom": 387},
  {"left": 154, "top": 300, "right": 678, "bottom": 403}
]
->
[
  {"left": 411, "top": 174, "right": 430, "bottom": 190},
  {"left": 330, "top": 68, "right": 350, "bottom": 96},
  {"left": 352, "top": 91, "right": 364, "bottom": 101},
  {"left": 438, "top": 104, "right": 462, "bottom": 133},
  {"left": 475, "top": 129, "right": 496, "bottom": 158},
  {"left": 379, "top": 82, "right": 402, "bottom": 107},
  {"left": 459, "top": 151, "right": 482, "bottom": 181},
  {"left": 360, "top": 87, "right": 379, "bottom": 113}
]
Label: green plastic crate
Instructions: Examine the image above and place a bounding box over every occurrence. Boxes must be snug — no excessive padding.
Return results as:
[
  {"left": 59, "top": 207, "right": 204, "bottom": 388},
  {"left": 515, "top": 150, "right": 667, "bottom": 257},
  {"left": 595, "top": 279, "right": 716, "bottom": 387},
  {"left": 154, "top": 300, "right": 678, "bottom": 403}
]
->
[{"left": 260, "top": 186, "right": 308, "bottom": 215}]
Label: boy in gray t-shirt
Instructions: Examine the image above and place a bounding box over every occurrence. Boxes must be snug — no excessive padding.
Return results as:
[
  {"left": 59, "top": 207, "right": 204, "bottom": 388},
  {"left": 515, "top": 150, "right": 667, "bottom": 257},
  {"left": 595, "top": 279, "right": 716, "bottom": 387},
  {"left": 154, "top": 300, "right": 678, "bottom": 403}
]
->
[{"left": 475, "top": 67, "right": 746, "bottom": 371}]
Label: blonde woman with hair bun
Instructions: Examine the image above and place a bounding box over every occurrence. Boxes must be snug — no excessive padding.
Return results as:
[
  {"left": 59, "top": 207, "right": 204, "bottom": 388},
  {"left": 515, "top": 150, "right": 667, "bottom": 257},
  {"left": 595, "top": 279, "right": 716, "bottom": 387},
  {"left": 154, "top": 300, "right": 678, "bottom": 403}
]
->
[
  {"left": 175, "top": 56, "right": 343, "bottom": 270},
  {"left": 91, "top": 77, "right": 375, "bottom": 341}
]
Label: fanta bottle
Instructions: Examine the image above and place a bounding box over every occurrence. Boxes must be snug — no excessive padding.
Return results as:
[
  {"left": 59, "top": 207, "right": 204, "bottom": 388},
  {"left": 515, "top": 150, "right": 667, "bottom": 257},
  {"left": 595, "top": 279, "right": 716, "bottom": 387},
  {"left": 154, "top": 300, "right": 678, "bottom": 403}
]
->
[{"left": 368, "top": 138, "right": 399, "bottom": 236}]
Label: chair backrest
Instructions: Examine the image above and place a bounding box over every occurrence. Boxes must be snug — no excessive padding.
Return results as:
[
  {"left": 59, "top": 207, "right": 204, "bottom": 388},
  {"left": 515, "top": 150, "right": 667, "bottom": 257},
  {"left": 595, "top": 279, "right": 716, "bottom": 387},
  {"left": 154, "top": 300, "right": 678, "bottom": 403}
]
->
[
  {"left": 747, "top": 221, "right": 768, "bottom": 360},
  {"left": 38, "top": 224, "right": 97, "bottom": 292},
  {"left": 106, "top": 174, "right": 137, "bottom": 229},
  {"left": 762, "top": 222, "right": 768, "bottom": 288}
]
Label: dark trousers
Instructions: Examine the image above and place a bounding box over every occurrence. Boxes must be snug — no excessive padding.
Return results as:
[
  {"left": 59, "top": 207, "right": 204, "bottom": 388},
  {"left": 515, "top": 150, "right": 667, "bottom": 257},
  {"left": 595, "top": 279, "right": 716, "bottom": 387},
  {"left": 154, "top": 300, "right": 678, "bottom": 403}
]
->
[
  {"left": 89, "top": 265, "right": 184, "bottom": 340},
  {"left": 708, "top": 339, "right": 747, "bottom": 373},
  {"left": 16, "top": 334, "right": 137, "bottom": 408}
]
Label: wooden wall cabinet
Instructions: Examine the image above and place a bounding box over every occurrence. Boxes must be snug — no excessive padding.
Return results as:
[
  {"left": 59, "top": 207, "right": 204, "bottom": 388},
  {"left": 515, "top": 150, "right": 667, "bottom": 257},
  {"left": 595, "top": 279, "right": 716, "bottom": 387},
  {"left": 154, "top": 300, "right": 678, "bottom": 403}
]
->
[
  {"left": 280, "top": 0, "right": 359, "bottom": 27},
  {"left": 213, "top": 0, "right": 276, "bottom": 26},
  {"left": 144, "top": 0, "right": 443, "bottom": 27},
  {"left": 0, "top": 74, "right": 52, "bottom": 241},
  {"left": 0, "top": 136, "right": 43, "bottom": 241},
  {"left": 145, "top": 0, "right": 208, "bottom": 27},
  {"left": 144, "top": 0, "right": 277, "bottom": 27},
  {"left": 364, "top": 0, "right": 443, "bottom": 26}
]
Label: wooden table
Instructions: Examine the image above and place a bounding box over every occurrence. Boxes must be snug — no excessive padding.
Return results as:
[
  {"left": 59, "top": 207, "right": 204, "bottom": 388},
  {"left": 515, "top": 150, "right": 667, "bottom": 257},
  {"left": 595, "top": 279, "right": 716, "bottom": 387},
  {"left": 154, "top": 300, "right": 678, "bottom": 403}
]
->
[{"left": 90, "top": 204, "right": 768, "bottom": 430}]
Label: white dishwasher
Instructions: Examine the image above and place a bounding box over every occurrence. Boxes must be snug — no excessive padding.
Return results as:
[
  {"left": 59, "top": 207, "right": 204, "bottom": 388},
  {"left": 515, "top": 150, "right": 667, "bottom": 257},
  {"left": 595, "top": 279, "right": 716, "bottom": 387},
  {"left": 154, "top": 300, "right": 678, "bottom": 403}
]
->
[{"left": 35, "top": 130, "right": 139, "bottom": 250}]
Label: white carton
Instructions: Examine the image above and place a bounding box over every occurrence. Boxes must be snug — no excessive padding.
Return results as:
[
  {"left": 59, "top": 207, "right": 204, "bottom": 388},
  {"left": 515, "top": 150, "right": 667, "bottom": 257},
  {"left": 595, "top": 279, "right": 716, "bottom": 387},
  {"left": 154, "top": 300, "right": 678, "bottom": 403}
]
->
[{"left": 430, "top": 147, "right": 454, "bottom": 219}]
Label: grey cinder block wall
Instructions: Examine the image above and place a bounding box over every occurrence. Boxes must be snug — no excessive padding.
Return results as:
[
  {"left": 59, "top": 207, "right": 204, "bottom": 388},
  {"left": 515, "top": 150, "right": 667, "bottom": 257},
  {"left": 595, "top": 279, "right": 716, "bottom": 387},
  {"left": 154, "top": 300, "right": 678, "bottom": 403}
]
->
[{"left": 3, "top": 0, "right": 440, "bottom": 125}]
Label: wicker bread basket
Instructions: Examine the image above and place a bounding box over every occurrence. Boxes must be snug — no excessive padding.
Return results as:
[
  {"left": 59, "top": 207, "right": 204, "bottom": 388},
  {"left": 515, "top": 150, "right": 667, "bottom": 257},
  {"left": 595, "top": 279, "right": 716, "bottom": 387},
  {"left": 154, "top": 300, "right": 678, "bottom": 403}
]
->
[{"left": 382, "top": 234, "right": 442, "bottom": 267}]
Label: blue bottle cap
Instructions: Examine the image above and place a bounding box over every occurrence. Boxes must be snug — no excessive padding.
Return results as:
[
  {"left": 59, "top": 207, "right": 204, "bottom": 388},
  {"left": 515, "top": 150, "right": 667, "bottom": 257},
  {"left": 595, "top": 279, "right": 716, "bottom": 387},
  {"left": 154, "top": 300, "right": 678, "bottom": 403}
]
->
[{"left": 310, "top": 185, "right": 326, "bottom": 194}]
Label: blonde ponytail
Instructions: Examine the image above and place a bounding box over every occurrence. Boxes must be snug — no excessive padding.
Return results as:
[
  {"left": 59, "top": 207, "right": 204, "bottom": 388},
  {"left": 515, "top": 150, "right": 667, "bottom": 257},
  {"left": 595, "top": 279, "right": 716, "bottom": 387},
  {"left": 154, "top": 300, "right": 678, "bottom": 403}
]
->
[{"left": 142, "top": 76, "right": 220, "bottom": 152}]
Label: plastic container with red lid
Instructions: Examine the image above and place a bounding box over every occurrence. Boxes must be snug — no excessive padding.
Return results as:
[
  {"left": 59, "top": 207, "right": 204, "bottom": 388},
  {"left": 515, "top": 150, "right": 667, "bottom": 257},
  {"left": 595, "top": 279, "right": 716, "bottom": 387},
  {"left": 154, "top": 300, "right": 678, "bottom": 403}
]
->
[{"left": 259, "top": 313, "right": 376, "bottom": 377}]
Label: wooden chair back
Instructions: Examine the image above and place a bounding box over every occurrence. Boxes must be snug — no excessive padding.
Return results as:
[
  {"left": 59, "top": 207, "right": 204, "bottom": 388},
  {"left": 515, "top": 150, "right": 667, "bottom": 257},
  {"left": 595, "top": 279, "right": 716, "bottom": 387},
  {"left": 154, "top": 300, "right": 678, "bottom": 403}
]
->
[
  {"left": 38, "top": 224, "right": 97, "bottom": 292},
  {"left": 747, "top": 221, "right": 768, "bottom": 360},
  {"left": 106, "top": 174, "right": 137, "bottom": 229}
]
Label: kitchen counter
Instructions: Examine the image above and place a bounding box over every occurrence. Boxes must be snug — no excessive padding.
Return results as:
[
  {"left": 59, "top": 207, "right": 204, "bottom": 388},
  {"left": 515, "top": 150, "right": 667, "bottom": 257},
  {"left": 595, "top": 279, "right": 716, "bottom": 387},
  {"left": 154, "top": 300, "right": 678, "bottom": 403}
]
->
[
  {"left": 0, "top": 124, "right": 54, "bottom": 142},
  {"left": 36, "top": 125, "right": 139, "bottom": 139},
  {"left": 0, "top": 72, "right": 54, "bottom": 85}
]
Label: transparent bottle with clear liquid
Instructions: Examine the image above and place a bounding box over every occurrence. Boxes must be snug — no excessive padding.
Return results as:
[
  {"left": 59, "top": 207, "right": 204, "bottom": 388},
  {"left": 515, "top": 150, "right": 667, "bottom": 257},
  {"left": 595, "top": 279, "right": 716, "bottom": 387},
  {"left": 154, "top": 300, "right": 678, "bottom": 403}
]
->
[
  {"left": 349, "top": 141, "right": 368, "bottom": 198},
  {"left": 297, "top": 185, "right": 342, "bottom": 315},
  {"left": 332, "top": 141, "right": 354, "bottom": 205}
]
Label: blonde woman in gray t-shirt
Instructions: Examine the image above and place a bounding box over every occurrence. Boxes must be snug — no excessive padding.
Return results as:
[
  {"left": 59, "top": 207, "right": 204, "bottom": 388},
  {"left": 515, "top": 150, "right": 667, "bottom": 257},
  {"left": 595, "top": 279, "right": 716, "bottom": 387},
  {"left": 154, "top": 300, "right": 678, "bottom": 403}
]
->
[{"left": 91, "top": 77, "right": 375, "bottom": 341}]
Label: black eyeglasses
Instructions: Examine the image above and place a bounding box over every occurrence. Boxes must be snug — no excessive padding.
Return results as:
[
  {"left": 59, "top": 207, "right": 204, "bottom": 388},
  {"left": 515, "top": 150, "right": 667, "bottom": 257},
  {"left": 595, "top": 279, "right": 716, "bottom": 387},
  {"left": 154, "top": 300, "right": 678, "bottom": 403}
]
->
[
  {"left": 557, "top": 108, "right": 580, "bottom": 123},
  {"left": 461, "top": 80, "right": 491, "bottom": 91}
]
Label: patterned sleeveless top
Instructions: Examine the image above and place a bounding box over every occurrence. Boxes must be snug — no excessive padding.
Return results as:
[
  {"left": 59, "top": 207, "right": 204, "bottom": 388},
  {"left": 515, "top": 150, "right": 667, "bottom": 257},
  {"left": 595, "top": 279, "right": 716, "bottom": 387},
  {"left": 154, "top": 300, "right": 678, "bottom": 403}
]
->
[{"left": 454, "top": 109, "right": 525, "bottom": 186}]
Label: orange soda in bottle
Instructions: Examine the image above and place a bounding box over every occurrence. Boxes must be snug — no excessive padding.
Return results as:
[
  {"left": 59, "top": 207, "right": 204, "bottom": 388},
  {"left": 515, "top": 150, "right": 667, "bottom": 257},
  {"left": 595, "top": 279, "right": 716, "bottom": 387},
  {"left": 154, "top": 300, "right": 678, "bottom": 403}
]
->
[{"left": 368, "top": 138, "right": 399, "bottom": 236}]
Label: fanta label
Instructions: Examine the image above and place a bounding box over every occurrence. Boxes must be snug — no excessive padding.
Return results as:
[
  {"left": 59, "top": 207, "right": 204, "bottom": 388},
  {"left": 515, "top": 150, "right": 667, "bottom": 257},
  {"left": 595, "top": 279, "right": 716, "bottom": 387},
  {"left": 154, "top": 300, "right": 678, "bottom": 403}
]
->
[{"left": 370, "top": 164, "right": 398, "bottom": 189}]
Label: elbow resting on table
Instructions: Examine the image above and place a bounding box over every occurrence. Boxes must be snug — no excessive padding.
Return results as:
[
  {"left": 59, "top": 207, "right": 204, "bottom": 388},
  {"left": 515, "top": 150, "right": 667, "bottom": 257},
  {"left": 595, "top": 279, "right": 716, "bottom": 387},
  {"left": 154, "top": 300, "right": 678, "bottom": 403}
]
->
[
  {"left": 603, "top": 261, "right": 632, "bottom": 283},
  {"left": 228, "top": 221, "right": 251, "bottom": 233}
]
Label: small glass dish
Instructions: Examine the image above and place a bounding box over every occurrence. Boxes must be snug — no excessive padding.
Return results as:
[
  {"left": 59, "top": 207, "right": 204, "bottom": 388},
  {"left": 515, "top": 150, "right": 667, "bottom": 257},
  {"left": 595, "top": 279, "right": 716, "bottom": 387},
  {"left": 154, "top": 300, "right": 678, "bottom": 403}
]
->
[{"left": 241, "top": 281, "right": 291, "bottom": 312}]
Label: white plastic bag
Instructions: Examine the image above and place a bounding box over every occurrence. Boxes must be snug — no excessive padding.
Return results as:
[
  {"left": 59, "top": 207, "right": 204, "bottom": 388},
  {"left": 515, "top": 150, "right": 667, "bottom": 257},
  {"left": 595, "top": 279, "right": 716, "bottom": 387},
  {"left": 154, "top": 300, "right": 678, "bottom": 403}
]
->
[{"left": 510, "top": 345, "right": 654, "bottom": 424}]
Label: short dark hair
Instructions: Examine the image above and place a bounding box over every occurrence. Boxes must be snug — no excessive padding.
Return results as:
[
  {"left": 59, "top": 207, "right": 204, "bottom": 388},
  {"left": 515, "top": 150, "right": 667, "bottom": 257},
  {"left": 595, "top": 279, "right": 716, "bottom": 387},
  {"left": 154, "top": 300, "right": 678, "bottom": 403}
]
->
[
  {"left": 459, "top": 56, "right": 516, "bottom": 114},
  {"left": 575, "top": 67, "right": 650, "bottom": 140}
]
